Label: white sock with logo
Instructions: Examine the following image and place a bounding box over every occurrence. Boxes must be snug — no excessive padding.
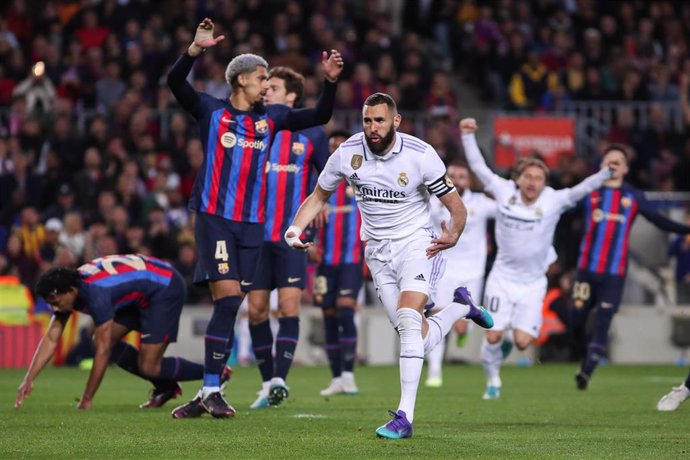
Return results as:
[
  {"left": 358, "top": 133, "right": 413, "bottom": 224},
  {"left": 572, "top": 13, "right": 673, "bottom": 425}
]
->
[
  {"left": 481, "top": 338, "right": 503, "bottom": 386},
  {"left": 396, "top": 308, "right": 424, "bottom": 423},
  {"left": 423, "top": 302, "right": 469, "bottom": 354}
]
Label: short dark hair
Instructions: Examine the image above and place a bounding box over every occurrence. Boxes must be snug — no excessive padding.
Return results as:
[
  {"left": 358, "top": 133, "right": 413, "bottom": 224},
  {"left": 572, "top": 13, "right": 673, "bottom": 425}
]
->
[
  {"left": 603, "top": 143, "right": 629, "bottom": 164},
  {"left": 268, "top": 66, "right": 305, "bottom": 102},
  {"left": 447, "top": 159, "right": 469, "bottom": 170},
  {"left": 363, "top": 92, "right": 397, "bottom": 112},
  {"left": 36, "top": 267, "right": 81, "bottom": 299},
  {"left": 329, "top": 129, "right": 351, "bottom": 140}
]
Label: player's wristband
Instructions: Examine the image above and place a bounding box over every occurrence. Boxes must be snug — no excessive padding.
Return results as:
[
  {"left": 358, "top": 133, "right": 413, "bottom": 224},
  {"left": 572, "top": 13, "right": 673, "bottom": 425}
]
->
[{"left": 284, "top": 225, "right": 304, "bottom": 248}]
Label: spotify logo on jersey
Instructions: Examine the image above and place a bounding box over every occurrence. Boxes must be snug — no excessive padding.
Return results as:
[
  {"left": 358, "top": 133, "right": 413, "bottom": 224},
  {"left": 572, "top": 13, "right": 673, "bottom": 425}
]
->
[{"left": 221, "top": 132, "right": 237, "bottom": 148}]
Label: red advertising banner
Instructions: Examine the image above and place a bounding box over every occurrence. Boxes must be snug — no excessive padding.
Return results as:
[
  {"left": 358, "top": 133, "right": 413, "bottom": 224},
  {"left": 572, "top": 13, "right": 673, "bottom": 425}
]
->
[{"left": 493, "top": 116, "right": 575, "bottom": 168}]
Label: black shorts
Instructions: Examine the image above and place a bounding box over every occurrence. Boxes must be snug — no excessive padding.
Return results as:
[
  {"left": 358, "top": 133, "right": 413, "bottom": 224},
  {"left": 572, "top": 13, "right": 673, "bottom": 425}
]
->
[
  {"left": 193, "top": 212, "right": 264, "bottom": 291},
  {"left": 314, "top": 263, "right": 364, "bottom": 308},
  {"left": 573, "top": 270, "right": 626, "bottom": 313},
  {"left": 114, "top": 270, "right": 187, "bottom": 344},
  {"left": 251, "top": 240, "right": 307, "bottom": 290}
]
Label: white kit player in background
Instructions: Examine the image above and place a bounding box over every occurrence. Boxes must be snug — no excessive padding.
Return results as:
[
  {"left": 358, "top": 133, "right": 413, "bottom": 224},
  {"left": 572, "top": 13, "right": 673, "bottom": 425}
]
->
[
  {"left": 459, "top": 118, "right": 613, "bottom": 400},
  {"left": 425, "top": 161, "right": 497, "bottom": 388},
  {"left": 284, "top": 93, "right": 493, "bottom": 440}
]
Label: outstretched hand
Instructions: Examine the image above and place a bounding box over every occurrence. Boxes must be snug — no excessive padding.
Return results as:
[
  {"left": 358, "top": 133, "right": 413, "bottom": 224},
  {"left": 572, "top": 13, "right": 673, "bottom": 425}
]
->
[
  {"left": 14, "top": 379, "right": 33, "bottom": 409},
  {"left": 285, "top": 227, "right": 312, "bottom": 251},
  {"left": 426, "top": 220, "right": 459, "bottom": 259},
  {"left": 322, "top": 49, "right": 344, "bottom": 83},
  {"left": 190, "top": 18, "right": 225, "bottom": 55}
]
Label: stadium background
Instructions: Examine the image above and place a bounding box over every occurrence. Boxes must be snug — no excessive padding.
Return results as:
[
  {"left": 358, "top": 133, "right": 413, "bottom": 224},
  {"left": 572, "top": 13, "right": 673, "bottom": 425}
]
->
[{"left": 1, "top": 0, "right": 690, "bottom": 367}]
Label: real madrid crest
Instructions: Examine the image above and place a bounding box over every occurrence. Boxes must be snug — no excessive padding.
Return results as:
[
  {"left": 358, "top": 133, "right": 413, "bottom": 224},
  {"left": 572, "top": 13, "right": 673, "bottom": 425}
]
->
[
  {"left": 509, "top": 196, "right": 517, "bottom": 205},
  {"left": 217, "top": 262, "right": 229, "bottom": 274},
  {"left": 535, "top": 207, "right": 543, "bottom": 218},
  {"left": 621, "top": 196, "right": 632, "bottom": 208},
  {"left": 351, "top": 154, "right": 363, "bottom": 170},
  {"left": 397, "top": 172, "right": 409, "bottom": 187},
  {"left": 292, "top": 142, "right": 305, "bottom": 155},
  {"left": 254, "top": 119, "right": 268, "bottom": 134}
]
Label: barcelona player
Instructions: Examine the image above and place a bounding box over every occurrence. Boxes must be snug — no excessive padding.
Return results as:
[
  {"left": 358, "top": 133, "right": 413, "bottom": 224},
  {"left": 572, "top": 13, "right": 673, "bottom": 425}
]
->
[
  {"left": 15, "top": 255, "right": 202, "bottom": 410},
  {"left": 245, "top": 66, "right": 330, "bottom": 408},
  {"left": 314, "top": 130, "right": 364, "bottom": 397},
  {"left": 573, "top": 145, "right": 690, "bottom": 389},
  {"left": 166, "top": 18, "right": 343, "bottom": 417}
]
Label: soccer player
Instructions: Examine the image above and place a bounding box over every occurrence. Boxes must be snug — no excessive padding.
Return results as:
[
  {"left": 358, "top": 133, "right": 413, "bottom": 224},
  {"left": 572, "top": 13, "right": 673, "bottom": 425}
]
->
[
  {"left": 572, "top": 145, "right": 690, "bottom": 390},
  {"left": 167, "top": 18, "right": 343, "bottom": 418},
  {"left": 14, "top": 254, "right": 202, "bottom": 410},
  {"left": 245, "top": 66, "right": 330, "bottom": 408},
  {"left": 657, "top": 369, "right": 690, "bottom": 411},
  {"left": 424, "top": 161, "right": 496, "bottom": 388},
  {"left": 315, "top": 130, "right": 364, "bottom": 397},
  {"left": 285, "top": 93, "right": 494, "bottom": 439},
  {"left": 459, "top": 118, "right": 613, "bottom": 400}
]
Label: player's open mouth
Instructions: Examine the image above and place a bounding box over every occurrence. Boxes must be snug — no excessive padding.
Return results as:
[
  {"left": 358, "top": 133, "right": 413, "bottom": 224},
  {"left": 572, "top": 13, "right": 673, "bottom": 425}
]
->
[{"left": 370, "top": 136, "right": 381, "bottom": 143}]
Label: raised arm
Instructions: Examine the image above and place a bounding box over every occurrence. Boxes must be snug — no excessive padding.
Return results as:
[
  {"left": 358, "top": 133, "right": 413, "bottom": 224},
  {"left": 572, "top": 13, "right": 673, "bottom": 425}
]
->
[
  {"left": 15, "top": 313, "right": 68, "bottom": 409},
  {"left": 636, "top": 191, "right": 690, "bottom": 234},
  {"left": 283, "top": 50, "right": 344, "bottom": 131},
  {"left": 557, "top": 168, "right": 613, "bottom": 210},
  {"left": 167, "top": 18, "right": 226, "bottom": 118},
  {"left": 459, "top": 119, "right": 510, "bottom": 192}
]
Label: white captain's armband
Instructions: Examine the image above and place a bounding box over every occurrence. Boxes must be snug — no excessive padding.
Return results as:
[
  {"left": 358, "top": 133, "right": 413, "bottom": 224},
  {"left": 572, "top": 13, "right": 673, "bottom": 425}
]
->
[{"left": 427, "top": 174, "right": 455, "bottom": 197}]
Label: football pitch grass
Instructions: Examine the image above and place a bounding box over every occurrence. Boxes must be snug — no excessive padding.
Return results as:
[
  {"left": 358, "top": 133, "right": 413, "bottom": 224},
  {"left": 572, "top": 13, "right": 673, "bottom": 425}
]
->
[{"left": 1, "top": 364, "right": 688, "bottom": 459}]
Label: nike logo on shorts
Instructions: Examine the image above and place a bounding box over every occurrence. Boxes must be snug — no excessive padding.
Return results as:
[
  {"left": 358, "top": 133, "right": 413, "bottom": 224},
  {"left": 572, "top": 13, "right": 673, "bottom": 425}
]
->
[
  {"left": 241, "top": 280, "right": 253, "bottom": 286},
  {"left": 339, "top": 289, "right": 352, "bottom": 295},
  {"left": 288, "top": 277, "right": 302, "bottom": 283},
  {"left": 141, "top": 334, "right": 152, "bottom": 339}
]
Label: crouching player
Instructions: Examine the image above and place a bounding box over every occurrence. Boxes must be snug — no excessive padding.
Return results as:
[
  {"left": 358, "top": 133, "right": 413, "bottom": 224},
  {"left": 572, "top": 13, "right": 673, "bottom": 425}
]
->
[{"left": 14, "top": 254, "right": 203, "bottom": 410}]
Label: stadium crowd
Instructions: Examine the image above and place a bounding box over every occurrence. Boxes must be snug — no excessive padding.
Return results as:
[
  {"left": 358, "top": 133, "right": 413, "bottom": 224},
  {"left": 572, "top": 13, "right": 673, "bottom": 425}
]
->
[{"left": 1, "top": 0, "right": 689, "bottom": 306}]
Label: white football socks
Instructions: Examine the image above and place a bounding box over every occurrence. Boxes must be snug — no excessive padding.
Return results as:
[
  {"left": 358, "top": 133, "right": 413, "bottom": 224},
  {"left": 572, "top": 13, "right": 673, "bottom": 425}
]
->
[
  {"left": 396, "top": 308, "right": 424, "bottom": 422},
  {"left": 423, "top": 302, "right": 469, "bottom": 354},
  {"left": 426, "top": 339, "right": 445, "bottom": 380},
  {"left": 481, "top": 338, "right": 503, "bottom": 385}
]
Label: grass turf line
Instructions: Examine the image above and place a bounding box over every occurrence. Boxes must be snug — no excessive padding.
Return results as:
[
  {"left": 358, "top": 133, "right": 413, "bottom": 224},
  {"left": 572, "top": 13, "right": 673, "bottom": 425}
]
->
[{"left": 1, "top": 364, "right": 688, "bottom": 459}]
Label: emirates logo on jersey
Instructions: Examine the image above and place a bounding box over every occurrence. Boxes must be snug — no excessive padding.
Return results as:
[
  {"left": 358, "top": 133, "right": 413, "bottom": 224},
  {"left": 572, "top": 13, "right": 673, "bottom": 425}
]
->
[{"left": 292, "top": 142, "right": 305, "bottom": 155}]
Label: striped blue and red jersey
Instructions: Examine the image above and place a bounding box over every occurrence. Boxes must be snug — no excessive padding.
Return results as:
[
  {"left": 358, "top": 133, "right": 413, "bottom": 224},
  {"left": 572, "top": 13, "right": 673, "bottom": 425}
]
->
[
  {"left": 577, "top": 184, "right": 690, "bottom": 276},
  {"left": 74, "top": 254, "right": 174, "bottom": 326},
  {"left": 264, "top": 127, "right": 329, "bottom": 241},
  {"left": 320, "top": 182, "right": 363, "bottom": 265},
  {"left": 167, "top": 53, "right": 336, "bottom": 224}
]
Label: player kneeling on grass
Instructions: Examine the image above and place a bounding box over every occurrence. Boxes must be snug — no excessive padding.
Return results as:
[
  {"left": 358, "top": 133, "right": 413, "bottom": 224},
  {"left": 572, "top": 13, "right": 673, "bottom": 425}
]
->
[
  {"left": 285, "top": 93, "right": 494, "bottom": 440},
  {"left": 14, "top": 254, "right": 204, "bottom": 410}
]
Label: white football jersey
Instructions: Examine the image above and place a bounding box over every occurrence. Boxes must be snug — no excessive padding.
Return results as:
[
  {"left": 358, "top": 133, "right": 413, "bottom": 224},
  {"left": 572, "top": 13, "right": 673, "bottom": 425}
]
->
[
  {"left": 461, "top": 133, "right": 611, "bottom": 282},
  {"left": 430, "top": 189, "right": 496, "bottom": 280},
  {"left": 318, "top": 132, "right": 454, "bottom": 241}
]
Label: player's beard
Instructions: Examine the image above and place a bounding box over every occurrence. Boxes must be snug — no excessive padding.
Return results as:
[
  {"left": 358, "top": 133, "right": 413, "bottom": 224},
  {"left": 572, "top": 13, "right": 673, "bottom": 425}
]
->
[{"left": 365, "top": 128, "right": 396, "bottom": 155}]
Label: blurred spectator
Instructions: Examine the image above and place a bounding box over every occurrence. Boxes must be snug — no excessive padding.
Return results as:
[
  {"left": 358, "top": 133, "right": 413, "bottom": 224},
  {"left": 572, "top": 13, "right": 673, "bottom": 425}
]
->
[
  {"left": 59, "top": 211, "right": 86, "bottom": 262},
  {"left": 509, "top": 48, "right": 558, "bottom": 110},
  {"left": 39, "top": 217, "right": 62, "bottom": 271},
  {"left": 174, "top": 241, "right": 209, "bottom": 304},
  {"left": 12, "top": 61, "right": 56, "bottom": 113}
]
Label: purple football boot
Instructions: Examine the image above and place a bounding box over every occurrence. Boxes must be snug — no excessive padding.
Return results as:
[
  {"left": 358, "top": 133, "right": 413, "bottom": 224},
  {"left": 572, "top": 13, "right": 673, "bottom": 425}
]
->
[{"left": 453, "top": 286, "right": 494, "bottom": 329}]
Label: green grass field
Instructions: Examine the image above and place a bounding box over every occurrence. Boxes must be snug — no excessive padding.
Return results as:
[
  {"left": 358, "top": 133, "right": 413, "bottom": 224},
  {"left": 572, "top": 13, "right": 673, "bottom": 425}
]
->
[{"left": 1, "top": 364, "right": 688, "bottom": 459}]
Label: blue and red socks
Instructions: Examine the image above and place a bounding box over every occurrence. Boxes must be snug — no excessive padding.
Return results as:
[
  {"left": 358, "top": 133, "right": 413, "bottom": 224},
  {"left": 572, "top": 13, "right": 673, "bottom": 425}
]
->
[
  {"left": 250, "top": 319, "right": 274, "bottom": 383},
  {"left": 322, "top": 308, "right": 342, "bottom": 378},
  {"left": 338, "top": 307, "right": 357, "bottom": 373},
  {"left": 111, "top": 342, "right": 203, "bottom": 384},
  {"left": 275, "top": 316, "right": 299, "bottom": 380},
  {"left": 203, "top": 296, "right": 241, "bottom": 388}
]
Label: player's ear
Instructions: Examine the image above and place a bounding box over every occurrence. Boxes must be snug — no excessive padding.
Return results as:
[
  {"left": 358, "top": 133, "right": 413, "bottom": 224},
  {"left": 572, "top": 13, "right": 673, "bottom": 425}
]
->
[
  {"left": 286, "top": 92, "right": 297, "bottom": 106},
  {"left": 393, "top": 113, "right": 402, "bottom": 129}
]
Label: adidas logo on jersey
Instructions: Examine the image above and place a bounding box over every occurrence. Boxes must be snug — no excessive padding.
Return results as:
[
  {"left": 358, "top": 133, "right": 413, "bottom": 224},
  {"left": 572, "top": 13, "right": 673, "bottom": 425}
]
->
[
  {"left": 349, "top": 172, "right": 360, "bottom": 181},
  {"left": 414, "top": 274, "right": 426, "bottom": 281}
]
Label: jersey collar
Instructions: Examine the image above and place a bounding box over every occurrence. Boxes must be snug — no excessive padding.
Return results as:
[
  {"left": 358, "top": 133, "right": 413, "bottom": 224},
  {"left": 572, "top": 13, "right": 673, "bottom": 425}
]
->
[{"left": 363, "top": 133, "right": 403, "bottom": 161}]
